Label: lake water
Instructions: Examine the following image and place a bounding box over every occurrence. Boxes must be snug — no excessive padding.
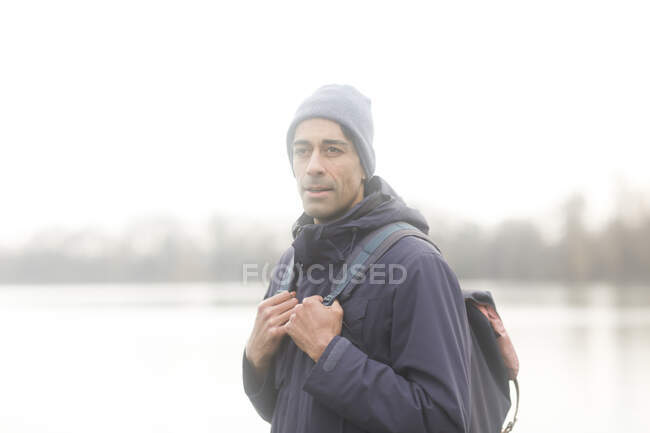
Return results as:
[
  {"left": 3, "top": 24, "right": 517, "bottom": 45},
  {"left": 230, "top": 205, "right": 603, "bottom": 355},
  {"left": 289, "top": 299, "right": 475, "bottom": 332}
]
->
[{"left": 0, "top": 281, "right": 648, "bottom": 433}]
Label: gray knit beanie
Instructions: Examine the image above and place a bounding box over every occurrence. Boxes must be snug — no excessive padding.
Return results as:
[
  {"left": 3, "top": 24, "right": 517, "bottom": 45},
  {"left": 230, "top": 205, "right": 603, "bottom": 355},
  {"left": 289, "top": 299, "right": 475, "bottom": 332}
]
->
[{"left": 286, "top": 84, "right": 375, "bottom": 179}]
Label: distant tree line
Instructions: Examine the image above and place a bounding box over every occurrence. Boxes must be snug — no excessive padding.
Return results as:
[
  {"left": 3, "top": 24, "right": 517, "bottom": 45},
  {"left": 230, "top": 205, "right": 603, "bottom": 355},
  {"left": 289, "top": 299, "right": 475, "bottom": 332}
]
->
[
  {"left": 0, "top": 193, "right": 648, "bottom": 284},
  {"left": 0, "top": 216, "right": 284, "bottom": 284},
  {"left": 434, "top": 194, "right": 650, "bottom": 283}
]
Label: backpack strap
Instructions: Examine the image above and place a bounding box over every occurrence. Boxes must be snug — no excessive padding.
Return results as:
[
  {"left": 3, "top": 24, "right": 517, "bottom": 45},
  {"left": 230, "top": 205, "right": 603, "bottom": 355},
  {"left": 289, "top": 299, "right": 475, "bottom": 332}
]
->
[
  {"left": 501, "top": 378, "right": 519, "bottom": 433},
  {"left": 274, "top": 248, "right": 295, "bottom": 293},
  {"left": 274, "top": 222, "right": 439, "bottom": 303},
  {"left": 322, "top": 221, "right": 440, "bottom": 306}
]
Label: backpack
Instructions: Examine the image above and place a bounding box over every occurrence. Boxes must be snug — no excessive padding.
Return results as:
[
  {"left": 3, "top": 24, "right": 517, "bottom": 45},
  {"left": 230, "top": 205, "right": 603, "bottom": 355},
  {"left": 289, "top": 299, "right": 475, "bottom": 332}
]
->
[{"left": 276, "top": 221, "right": 520, "bottom": 433}]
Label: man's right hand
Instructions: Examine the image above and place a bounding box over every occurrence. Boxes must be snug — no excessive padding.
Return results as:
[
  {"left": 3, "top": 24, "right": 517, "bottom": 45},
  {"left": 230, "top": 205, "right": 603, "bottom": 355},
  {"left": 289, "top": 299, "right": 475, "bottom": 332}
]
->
[{"left": 245, "top": 290, "right": 298, "bottom": 380}]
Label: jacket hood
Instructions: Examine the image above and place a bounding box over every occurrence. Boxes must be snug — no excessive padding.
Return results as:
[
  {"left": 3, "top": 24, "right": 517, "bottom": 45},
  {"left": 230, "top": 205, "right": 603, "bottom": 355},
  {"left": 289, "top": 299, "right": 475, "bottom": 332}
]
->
[{"left": 290, "top": 175, "right": 429, "bottom": 266}]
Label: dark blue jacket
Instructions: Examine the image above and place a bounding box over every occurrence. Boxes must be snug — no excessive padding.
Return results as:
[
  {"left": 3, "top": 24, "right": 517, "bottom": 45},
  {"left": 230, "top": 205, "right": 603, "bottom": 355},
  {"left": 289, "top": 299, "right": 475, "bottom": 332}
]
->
[{"left": 243, "top": 176, "right": 472, "bottom": 433}]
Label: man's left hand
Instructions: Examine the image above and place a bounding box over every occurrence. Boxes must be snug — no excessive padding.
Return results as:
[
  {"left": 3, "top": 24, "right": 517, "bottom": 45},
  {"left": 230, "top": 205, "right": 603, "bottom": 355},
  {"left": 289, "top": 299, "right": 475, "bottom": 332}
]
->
[{"left": 284, "top": 295, "right": 343, "bottom": 363}]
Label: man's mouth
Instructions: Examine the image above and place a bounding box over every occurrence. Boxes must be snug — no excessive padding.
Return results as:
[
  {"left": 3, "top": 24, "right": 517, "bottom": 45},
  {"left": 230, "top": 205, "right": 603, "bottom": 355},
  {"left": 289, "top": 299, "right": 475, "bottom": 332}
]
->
[{"left": 304, "top": 186, "right": 333, "bottom": 197}]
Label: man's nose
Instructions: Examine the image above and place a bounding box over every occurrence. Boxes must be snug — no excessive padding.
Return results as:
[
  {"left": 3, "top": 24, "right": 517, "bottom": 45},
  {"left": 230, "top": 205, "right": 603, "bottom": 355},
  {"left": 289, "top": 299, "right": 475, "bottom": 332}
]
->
[{"left": 305, "top": 149, "right": 325, "bottom": 175}]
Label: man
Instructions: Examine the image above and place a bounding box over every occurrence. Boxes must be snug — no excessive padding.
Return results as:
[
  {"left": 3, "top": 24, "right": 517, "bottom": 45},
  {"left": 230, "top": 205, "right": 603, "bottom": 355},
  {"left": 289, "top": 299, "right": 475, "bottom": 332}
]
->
[{"left": 243, "top": 84, "right": 472, "bottom": 433}]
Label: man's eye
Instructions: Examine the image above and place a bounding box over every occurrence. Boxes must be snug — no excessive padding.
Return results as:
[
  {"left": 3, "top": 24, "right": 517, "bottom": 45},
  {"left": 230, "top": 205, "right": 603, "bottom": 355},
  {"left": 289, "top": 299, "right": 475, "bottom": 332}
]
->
[
  {"left": 327, "top": 146, "right": 342, "bottom": 154},
  {"left": 294, "top": 148, "right": 308, "bottom": 156}
]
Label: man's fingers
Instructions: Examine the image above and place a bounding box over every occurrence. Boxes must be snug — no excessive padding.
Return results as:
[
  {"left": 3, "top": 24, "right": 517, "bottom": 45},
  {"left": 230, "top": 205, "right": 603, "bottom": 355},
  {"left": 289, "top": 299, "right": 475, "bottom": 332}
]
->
[
  {"left": 283, "top": 313, "right": 297, "bottom": 332},
  {"left": 261, "top": 290, "right": 296, "bottom": 307},
  {"left": 272, "top": 323, "right": 289, "bottom": 337},
  {"left": 293, "top": 303, "right": 304, "bottom": 313},
  {"left": 270, "top": 296, "right": 299, "bottom": 315},
  {"left": 303, "top": 295, "right": 323, "bottom": 305},
  {"left": 272, "top": 307, "right": 296, "bottom": 327}
]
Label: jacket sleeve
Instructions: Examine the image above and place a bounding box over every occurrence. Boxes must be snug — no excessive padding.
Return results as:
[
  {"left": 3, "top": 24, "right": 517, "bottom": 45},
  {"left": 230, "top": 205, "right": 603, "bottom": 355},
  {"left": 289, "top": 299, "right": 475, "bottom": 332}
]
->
[
  {"left": 242, "top": 347, "right": 278, "bottom": 423},
  {"left": 241, "top": 248, "right": 294, "bottom": 423},
  {"left": 302, "top": 250, "right": 472, "bottom": 433},
  {"left": 242, "top": 279, "right": 278, "bottom": 423}
]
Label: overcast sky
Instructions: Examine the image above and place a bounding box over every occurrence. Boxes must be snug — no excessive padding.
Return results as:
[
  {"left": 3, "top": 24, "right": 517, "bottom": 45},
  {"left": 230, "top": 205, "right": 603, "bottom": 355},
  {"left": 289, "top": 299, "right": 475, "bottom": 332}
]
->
[{"left": 1, "top": 0, "right": 648, "bottom": 247}]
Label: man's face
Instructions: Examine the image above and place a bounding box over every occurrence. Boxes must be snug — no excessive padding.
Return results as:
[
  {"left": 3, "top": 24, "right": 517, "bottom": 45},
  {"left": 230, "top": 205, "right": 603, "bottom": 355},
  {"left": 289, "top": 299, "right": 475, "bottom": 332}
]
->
[{"left": 292, "top": 118, "right": 366, "bottom": 224}]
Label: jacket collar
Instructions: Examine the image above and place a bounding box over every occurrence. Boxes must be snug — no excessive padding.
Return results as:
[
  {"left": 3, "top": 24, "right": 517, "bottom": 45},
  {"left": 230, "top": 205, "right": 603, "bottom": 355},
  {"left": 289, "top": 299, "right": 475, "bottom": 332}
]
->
[{"left": 290, "top": 176, "right": 429, "bottom": 266}]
